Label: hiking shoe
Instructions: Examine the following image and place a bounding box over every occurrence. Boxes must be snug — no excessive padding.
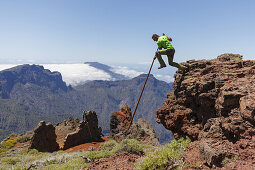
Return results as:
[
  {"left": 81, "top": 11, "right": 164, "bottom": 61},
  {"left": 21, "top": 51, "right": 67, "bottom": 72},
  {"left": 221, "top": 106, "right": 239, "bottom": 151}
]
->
[{"left": 158, "top": 65, "right": 166, "bottom": 69}]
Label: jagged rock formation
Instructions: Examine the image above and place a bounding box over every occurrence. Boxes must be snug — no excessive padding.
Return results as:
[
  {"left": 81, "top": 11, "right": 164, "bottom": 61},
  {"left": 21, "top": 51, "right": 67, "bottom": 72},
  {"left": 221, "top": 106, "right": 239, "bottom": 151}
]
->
[
  {"left": 110, "top": 105, "right": 160, "bottom": 146},
  {"left": 156, "top": 54, "right": 255, "bottom": 168},
  {"left": 29, "top": 111, "right": 103, "bottom": 151},
  {"left": 62, "top": 111, "right": 103, "bottom": 150},
  {"left": 29, "top": 121, "right": 59, "bottom": 152},
  {"left": 55, "top": 117, "right": 81, "bottom": 148}
]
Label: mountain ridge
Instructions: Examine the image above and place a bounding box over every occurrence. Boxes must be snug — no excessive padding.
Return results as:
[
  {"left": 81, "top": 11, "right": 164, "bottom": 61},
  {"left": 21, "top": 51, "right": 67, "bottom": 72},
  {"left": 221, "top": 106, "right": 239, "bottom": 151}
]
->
[{"left": 0, "top": 64, "right": 173, "bottom": 143}]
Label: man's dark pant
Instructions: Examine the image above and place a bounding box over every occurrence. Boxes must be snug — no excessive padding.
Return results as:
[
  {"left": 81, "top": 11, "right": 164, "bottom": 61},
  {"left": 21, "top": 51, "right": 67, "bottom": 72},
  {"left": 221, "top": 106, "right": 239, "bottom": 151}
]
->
[{"left": 156, "top": 49, "right": 182, "bottom": 69}]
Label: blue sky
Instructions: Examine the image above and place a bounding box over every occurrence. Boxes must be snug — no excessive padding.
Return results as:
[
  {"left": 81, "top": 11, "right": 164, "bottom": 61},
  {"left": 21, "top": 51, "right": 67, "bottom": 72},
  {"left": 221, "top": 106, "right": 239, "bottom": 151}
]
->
[{"left": 0, "top": 0, "right": 255, "bottom": 65}]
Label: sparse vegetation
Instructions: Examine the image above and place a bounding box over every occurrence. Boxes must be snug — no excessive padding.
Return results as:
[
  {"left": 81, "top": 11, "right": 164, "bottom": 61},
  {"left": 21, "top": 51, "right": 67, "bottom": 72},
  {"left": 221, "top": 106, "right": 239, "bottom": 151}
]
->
[
  {"left": 0, "top": 138, "right": 187, "bottom": 169},
  {"left": 0, "top": 138, "right": 17, "bottom": 156},
  {"left": 221, "top": 68, "right": 228, "bottom": 73},
  {"left": 193, "top": 161, "right": 202, "bottom": 168},
  {"left": 136, "top": 137, "right": 190, "bottom": 170},
  {"left": 235, "top": 56, "right": 243, "bottom": 61},
  {"left": 100, "top": 140, "right": 117, "bottom": 151},
  {"left": 27, "top": 148, "right": 39, "bottom": 155},
  {"left": 112, "top": 139, "right": 152, "bottom": 155},
  {"left": 83, "top": 150, "right": 114, "bottom": 160},
  {"left": 84, "top": 139, "right": 152, "bottom": 161},
  {"left": 222, "top": 155, "right": 239, "bottom": 166},
  {"left": 16, "top": 135, "right": 30, "bottom": 143},
  {"left": 44, "top": 157, "right": 90, "bottom": 170},
  {"left": 1, "top": 157, "right": 21, "bottom": 165}
]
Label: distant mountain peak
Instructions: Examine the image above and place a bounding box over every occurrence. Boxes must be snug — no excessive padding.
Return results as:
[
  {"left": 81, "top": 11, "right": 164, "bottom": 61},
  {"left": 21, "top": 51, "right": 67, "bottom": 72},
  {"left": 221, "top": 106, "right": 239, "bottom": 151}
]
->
[{"left": 0, "top": 64, "right": 70, "bottom": 98}]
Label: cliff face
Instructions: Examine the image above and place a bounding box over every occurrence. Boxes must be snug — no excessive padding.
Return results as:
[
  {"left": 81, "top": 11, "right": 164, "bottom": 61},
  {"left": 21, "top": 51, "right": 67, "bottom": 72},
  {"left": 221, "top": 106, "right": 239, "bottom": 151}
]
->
[
  {"left": 0, "top": 64, "right": 70, "bottom": 98},
  {"left": 156, "top": 54, "right": 255, "bottom": 168}
]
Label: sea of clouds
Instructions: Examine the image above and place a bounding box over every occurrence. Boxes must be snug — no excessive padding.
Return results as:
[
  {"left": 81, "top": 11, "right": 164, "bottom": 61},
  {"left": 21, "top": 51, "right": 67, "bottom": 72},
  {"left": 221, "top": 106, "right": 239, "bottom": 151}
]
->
[{"left": 0, "top": 64, "right": 173, "bottom": 86}]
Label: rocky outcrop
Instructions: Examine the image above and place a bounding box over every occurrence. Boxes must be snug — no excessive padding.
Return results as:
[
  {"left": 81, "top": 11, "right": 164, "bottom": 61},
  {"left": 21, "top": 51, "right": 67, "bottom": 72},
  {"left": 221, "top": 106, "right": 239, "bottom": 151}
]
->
[
  {"left": 110, "top": 105, "right": 160, "bottom": 146},
  {"left": 29, "top": 111, "right": 103, "bottom": 151},
  {"left": 156, "top": 54, "right": 255, "bottom": 168},
  {"left": 29, "top": 121, "right": 59, "bottom": 152},
  {"left": 62, "top": 111, "right": 103, "bottom": 150}
]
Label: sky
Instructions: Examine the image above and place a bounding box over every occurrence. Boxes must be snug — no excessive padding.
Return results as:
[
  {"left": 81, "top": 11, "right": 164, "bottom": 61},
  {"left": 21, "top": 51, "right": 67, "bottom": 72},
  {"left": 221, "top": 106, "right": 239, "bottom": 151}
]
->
[{"left": 0, "top": 0, "right": 255, "bottom": 65}]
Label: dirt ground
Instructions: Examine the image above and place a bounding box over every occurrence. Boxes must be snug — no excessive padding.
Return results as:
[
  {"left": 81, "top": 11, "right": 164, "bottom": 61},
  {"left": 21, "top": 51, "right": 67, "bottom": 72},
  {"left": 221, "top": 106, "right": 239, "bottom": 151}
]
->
[
  {"left": 88, "top": 152, "right": 143, "bottom": 170},
  {"left": 64, "top": 136, "right": 110, "bottom": 152}
]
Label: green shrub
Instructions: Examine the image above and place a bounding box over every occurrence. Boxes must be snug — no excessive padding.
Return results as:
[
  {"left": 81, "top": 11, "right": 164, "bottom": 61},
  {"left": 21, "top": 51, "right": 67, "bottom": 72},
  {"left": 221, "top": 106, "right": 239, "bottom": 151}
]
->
[
  {"left": 0, "top": 139, "right": 17, "bottom": 155},
  {"left": 45, "top": 159, "right": 58, "bottom": 166},
  {"left": 13, "top": 164, "right": 27, "bottom": 170},
  {"left": 44, "top": 157, "right": 90, "bottom": 170},
  {"left": 100, "top": 140, "right": 117, "bottom": 151},
  {"left": 112, "top": 139, "right": 152, "bottom": 155},
  {"left": 0, "top": 139, "right": 17, "bottom": 149},
  {"left": 57, "top": 150, "right": 65, "bottom": 154},
  {"left": 137, "top": 137, "right": 190, "bottom": 170},
  {"left": 23, "top": 151, "right": 46, "bottom": 163},
  {"left": 222, "top": 155, "right": 239, "bottom": 166},
  {"left": 20, "top": 148, "right": 29, "bottom": 155},
  {"left": 28, "top": 149, "right": 39, "bottom": 155},
  {"left": 17, "top": 135, "right": 30, "bottom": 143},
  {"left": 9, "top": 133, "right": 18, "bottom": 138},
  {"left": 193, "top": 161, "right": 202, "bottom": 168},
  {"left": 0, "top": 148, "right": 8, "bottom": 153},
  {"left": 83, "top": 150, "right": 114, "bottom": 160},
  {"left": 1, "top": 157, "right": 21, "bottom": 165},
  {"left": 0, "top": 164, "right": 12, "bottom": 170}
]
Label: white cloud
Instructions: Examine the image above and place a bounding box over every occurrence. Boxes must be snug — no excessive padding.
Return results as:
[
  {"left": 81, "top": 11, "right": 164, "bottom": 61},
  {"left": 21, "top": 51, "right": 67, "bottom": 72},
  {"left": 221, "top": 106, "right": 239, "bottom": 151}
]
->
[
  {"left": 43, "top": 64, "right": 112, "bottom": 86},
  {"left": 0, "top": 64, "right": 19, "bottom": 71},
  {"left": 154, "top": 74, "right": 174, "bottom": 83},
  {"left": 110, "top": 66, "right": 144, "bottom": 78},
  {"left": 0, "top": 64, "right": 172, "bottom": 86}
]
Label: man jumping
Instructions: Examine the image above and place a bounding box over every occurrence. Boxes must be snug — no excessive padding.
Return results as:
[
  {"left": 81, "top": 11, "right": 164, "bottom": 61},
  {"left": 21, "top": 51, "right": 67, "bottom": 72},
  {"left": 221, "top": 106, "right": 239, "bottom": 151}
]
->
[{"left": 152, "top": 33, "right": 182, "bottom": 70}]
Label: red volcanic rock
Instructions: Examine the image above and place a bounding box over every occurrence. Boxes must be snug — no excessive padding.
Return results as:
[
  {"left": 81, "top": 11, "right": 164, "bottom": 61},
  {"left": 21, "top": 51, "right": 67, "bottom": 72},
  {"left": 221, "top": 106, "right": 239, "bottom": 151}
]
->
[
  {"left": 62, "top": 111, "right": 103, "bottom": 150},
  {"left": 156, "top": 53, "right": 255, "bottom": 168}
]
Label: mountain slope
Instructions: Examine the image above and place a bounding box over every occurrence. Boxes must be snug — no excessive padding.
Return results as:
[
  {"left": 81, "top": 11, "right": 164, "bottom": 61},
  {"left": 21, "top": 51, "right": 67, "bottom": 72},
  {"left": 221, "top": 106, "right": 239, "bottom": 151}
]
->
[{"left": 0, "top": 64, "right": 173, "bottom": 143}]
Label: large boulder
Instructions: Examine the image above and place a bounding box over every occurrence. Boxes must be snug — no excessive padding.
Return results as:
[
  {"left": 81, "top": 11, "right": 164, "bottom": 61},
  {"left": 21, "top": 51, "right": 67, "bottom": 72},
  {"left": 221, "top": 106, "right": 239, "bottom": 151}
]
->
[
  {"left": 29, "top": 121, "right": 59, "bottom": 152},
  {"left": 62, "top": 111, "right": 102, "bottom": 150},
  {"left": 156, "top": 53, "right": 255, "bottom": 167},
  {"left": 110, "top": 105, "right": 160, "bottom": 146}
]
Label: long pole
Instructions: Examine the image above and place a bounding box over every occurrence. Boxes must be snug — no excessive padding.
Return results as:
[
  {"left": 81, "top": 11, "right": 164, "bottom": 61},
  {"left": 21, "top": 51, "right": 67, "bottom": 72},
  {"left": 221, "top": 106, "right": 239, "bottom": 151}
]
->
[{"left": 128, "top": 56, "right": 156, "bottom": 130}]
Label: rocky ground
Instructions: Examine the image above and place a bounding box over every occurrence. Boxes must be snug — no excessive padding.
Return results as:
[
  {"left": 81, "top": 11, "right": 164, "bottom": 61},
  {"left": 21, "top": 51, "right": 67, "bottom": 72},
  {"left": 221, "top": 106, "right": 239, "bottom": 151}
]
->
[
  {"left": 89, "top": 152, "right": 142, "bottom": 170},
  {"left": 0, "top": 109, "right": 154, "bottom": 169},
  {"left": 157, "top": 53, "right": 255, "bottom": 169}
]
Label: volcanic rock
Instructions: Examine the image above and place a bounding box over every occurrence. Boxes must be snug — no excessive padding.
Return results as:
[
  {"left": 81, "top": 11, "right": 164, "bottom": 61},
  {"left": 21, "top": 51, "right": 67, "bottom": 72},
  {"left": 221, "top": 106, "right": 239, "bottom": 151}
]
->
[
  {"left": 156, "top": 53, "right": 255, "bottom": 167},
  {"left": 110, "top": 105, "right": 160, "bottom": 146},
  {"left": 62, "top": 111, "right": 103, "bottom": 150},
  {"left": 29, "top": 121, "right": 59, "bottom": 152}
]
